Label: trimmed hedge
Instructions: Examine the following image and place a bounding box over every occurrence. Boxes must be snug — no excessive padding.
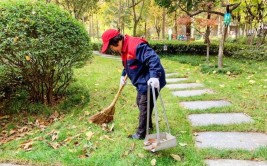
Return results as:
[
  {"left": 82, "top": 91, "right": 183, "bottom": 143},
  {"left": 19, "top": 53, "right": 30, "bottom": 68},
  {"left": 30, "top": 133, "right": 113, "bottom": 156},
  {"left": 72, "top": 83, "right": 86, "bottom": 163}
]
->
[{"left": 92, "top": 40, "right": 266, "bottom": 60}]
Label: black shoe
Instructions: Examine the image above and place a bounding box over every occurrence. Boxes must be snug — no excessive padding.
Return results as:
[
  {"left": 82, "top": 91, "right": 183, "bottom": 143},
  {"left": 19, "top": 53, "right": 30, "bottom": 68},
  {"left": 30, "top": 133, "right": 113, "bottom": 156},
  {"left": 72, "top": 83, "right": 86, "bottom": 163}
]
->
[{"left": 128, "top": 133, "right": 145, "bottom": 140}]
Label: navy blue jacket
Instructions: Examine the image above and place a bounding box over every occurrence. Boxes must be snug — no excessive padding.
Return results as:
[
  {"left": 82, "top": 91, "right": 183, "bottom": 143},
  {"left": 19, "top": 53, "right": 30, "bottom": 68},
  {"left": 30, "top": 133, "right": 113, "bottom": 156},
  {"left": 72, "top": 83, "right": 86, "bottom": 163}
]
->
[{"left": 121, "top": 35, "right": 166, "bottom": 94}]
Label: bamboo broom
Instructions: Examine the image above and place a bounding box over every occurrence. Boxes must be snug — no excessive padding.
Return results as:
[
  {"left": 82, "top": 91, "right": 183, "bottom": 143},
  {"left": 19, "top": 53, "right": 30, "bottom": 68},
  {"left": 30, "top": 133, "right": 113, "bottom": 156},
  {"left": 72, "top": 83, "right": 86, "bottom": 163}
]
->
[{"left": 88, "top": 75, "right": 127, "bottom": 125}]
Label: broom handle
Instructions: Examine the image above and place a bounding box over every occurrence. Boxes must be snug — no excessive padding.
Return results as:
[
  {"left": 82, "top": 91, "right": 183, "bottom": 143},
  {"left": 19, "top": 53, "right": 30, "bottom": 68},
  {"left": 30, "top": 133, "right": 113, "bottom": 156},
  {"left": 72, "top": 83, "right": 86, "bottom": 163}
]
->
[{"left": 110, "top": 75, "right": 128, "bottom": 106}]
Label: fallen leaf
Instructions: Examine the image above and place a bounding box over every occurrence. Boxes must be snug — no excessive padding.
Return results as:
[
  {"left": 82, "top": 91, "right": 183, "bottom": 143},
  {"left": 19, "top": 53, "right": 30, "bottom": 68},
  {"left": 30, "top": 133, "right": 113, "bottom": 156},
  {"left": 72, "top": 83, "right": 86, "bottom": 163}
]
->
[
  {"left": 138, "top": 153, "right": 144, "bottom": 158},
  {"left": 51, "top": 131, "right": 59, "bottom": 141},
  {"left": 151, "top": 159, "right": 156, "bottom": 166},
  {"left": 18, "top": 126, "right": 29, "bottom": 133},
  {"left": 130, "top": 143, "right": 135, "bottom": 151},
  {"left": 86, "top": 131, "right": 94, "bottom": 141},
  {"left": 100, "top": 135, "right": 114, "bottom": 141},
  {"left": 0, "top": 115, "right": 10, "bottom": 120},
  {"left": 109, "top": 123, "right": 115, "bottom": 132},
  {"left": 179, "top": 143, "right": 187, "bottom": 147},
  {"left": 49, "top": 142, "right": 61, "bottom": 149},
  {"left": 249, "top": 80, "right": 256, "bottom": 84},
  {"left": 21, "top": 140, "right": 33, "bottom": 151},
  {"left": 170, "top": 154, "right": 181, "bottom": 161},
  {"left": 84, "top": 111, "right": 90, "bottom": 115},
  {"left": 74, "top": 141, "right": 80, "bottom": 146},
  {"left": 25, "top": 55, "right": 31, "bottom": 61},
  {"left": 123, "top": 151, "right": 129, "bottom": 156}
]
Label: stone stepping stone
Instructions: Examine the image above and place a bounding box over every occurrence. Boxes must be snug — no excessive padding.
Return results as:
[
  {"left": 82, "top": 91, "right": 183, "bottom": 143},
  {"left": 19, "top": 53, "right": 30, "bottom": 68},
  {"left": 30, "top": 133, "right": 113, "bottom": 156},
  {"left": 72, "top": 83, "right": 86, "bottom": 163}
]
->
[
  {"left": 166, "top": 73, "right": 179, "bottom": 78},
  {"left": 166, "top": 78, "right": 188, "bottom": 83},
  {"left": 172, "top": 89, "right": 214, "bottom": 97},
  {"left": 188, "top": 113, "right": 253, "bottom": 126},
  {"left": 180, "top": 100, "right": 231, "bottom": 110},
  {"left": 205, "top": 159, "right": 267, "bottom": 166},
  {"left": 196, "top": 132, "right": 267, "bottom": 150},
  {"left": 166, "top": 83, "right": 204, "bottom": 90}
]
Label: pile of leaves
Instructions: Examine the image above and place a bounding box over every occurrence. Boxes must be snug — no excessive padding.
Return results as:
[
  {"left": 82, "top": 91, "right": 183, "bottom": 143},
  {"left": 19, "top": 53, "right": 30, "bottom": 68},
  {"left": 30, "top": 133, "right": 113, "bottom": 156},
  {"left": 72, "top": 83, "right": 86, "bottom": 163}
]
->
[{"left": 0, "top": 111, "right": 63, "bottom": 145}]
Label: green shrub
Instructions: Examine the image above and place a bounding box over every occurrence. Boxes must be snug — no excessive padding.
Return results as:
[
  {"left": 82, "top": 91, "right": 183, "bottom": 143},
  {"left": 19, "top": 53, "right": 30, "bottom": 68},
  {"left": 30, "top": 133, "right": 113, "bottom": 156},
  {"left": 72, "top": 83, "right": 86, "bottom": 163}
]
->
[
  {"left": 200, "top": 63, "right": 243, "bottom": 75},
  {"left": 232, "top": 45, "right": 267, "bottom": 61},
  {"left": 0, "top": 0, "right": 92, "bottom": 106}
]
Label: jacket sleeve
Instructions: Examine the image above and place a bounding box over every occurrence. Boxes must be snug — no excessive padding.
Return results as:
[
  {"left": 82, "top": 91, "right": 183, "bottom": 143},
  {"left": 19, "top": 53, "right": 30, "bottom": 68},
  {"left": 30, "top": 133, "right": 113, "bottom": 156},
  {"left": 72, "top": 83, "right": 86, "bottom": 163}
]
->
[
  {"left": 121, "top": 69, "right": 126, "bottom": 76},
  {"left": 135, "top": 43, "right": 163, "bottom": 78}
]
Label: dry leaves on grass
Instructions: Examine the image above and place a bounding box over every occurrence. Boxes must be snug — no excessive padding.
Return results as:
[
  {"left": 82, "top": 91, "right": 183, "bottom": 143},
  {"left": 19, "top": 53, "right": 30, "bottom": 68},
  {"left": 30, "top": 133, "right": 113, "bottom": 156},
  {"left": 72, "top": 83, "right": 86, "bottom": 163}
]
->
[{"left": 0, "top": 111, "right": 64, "bottom": 145}]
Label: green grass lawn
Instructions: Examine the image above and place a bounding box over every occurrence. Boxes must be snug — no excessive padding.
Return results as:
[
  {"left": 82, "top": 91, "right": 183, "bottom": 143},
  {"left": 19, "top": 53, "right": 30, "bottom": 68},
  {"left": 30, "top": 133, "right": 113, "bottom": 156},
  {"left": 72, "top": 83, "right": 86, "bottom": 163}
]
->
[{"left": 0, "top": 54, "right": 266, "bottom": 166}]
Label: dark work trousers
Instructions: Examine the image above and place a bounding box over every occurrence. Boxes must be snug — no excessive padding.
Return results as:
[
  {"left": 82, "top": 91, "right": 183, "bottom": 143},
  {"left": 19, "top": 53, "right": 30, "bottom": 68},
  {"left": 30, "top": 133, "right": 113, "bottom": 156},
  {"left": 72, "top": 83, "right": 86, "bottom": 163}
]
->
[{"left": 136, "top": 88, "right": 159, "bottom": 137}]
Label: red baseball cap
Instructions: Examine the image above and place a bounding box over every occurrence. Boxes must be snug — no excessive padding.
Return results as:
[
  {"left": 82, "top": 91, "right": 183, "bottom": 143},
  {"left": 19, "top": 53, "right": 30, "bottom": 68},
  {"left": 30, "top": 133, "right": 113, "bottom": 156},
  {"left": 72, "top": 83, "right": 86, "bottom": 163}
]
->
[{"left": 101, "top": 29, "right": 120, "bottom": 53}]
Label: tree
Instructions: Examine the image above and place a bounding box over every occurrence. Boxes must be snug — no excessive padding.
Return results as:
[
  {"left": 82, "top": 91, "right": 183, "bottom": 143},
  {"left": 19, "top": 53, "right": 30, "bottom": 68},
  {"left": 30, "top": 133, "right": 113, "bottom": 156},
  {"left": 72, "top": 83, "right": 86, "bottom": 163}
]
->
[
  {"left": 194, "top": 16, "right": 217, "bottom": 62},
  {"left": 155, "top": 0, "right": 199, "bottom": 40},
  {"left": 243, "top": 0, "right": 267, "bottom": 45},
  {"left": 100, "top": 0, "right": 132, "bottom": 34},
  {"left": 147, "top": 0, "right": 164, "bottom": 39},
  {"left": 179, "top": 0, "right": 240, "bottom": 68},
  {"left": 52, "top": 0, "right": 99, "bottom": 20},
  {"left": 129, "top": 0, "right": 145, "bottom": 36},
  {"left": 218, "top": 2, "right": 240, "bottom": 69}
]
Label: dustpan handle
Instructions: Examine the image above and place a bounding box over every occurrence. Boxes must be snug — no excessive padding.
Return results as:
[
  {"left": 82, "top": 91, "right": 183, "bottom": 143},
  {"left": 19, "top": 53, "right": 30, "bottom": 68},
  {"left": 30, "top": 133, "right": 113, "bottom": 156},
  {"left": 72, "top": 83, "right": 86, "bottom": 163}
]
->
[
  {"left": 145, "top": 84, "right": 160, "bottom": 142},
  {"left": 157, "top": 88, "right": 171, "bottom": 134},
  {"left": 146, "top": 85, "right": 150, "bottom": 136},
  {"left": 151, "top": 85, "right": 160, "bottom": 144}
]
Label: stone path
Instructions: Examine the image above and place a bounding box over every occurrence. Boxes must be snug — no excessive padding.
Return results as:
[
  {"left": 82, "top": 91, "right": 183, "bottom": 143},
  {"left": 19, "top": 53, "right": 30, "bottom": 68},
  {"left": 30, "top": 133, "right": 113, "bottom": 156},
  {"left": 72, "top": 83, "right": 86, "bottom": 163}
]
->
[
  {"left": 205, "top": 159, "right": 267, "bottom": 166},
  {"left": 180, "top": 100, "right": 231, "bottom": 110},
  {"left": 165, "top": 72, "right": 267, "bottom": 166},
  {"left": 165, "top": 83, "right": 204, "bottom": 89},
  {"left": 188, "top": 113, "right": 253, "bottom": 126},
  {"left": 172, "top": 89, "right": 214, "bottom": 97}
]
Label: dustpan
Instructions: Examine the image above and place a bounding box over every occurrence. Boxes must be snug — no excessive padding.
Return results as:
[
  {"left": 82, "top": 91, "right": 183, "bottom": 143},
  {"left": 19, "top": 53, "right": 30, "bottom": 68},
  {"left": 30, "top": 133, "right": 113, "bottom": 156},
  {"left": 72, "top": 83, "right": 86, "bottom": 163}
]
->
[{"left": 143, "top": 84, "right": 177, "bottom": 152}]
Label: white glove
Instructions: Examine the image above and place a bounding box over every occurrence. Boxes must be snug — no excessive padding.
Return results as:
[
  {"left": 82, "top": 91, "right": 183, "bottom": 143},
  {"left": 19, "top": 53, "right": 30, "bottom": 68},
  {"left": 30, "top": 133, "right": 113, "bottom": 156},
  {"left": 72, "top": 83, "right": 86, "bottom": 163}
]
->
[
  {"left": 120, "top": 76, "right": 126, "bottom": 86},
  {"left": 147, "top": 78, "right": 159, "bottom": 88}
]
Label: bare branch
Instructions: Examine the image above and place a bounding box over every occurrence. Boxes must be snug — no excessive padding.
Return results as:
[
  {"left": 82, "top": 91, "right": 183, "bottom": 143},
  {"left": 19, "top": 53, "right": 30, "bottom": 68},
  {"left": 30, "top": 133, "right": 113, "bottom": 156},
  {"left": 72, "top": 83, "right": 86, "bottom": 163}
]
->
[{"left": 128, "top": 0, "right": 143, "bottom": 8}]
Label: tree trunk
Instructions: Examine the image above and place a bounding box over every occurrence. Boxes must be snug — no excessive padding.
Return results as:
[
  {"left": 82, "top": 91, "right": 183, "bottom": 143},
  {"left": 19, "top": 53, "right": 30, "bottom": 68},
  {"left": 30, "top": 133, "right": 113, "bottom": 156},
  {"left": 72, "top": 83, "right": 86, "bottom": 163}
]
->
[
  {"left": 144, "top": 22, "right": 147, "bottom": 38},
  {"left": 162, "top": 8, "right": 166, "bottom": 39},
  {"left": 174, "top": 11, "right": 178, "bottom": 38},
  {"left": 218, "top": 25, "right": 228, "bottom": 69},
  {"left": 206, "top": 43, "right": 210, "bottom": 62},
  {"left": 205, "top": 13, "right": 211, "bottom": 62},
  {"left": 186, "top": 24, "right": 191, "bottom": 40},
  {"left": 260, "top": 30, "right": 267, "bottom": 45}
]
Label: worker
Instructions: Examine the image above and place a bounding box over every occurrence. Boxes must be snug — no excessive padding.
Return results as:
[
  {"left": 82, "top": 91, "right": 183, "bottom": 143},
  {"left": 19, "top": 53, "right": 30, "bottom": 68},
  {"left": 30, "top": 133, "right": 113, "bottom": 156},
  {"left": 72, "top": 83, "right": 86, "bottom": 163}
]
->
[{"left": 101, "top": 29, "right": 166, "bottom": 140}]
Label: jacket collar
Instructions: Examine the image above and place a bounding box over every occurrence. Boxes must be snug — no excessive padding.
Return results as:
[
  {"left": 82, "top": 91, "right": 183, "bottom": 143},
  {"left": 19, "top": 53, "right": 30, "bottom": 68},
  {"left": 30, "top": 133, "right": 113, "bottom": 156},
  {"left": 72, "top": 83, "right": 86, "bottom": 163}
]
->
[{"left": 122, "top": 35, "right": 129, "bottom": 54}]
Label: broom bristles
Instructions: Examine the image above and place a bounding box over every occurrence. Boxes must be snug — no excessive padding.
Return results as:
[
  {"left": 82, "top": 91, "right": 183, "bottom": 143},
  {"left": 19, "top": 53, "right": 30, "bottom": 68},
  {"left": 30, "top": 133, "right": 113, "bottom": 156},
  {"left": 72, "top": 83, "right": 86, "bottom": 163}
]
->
[{"left": 88, "top": 105, "right": 115, "bottom": 125}]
